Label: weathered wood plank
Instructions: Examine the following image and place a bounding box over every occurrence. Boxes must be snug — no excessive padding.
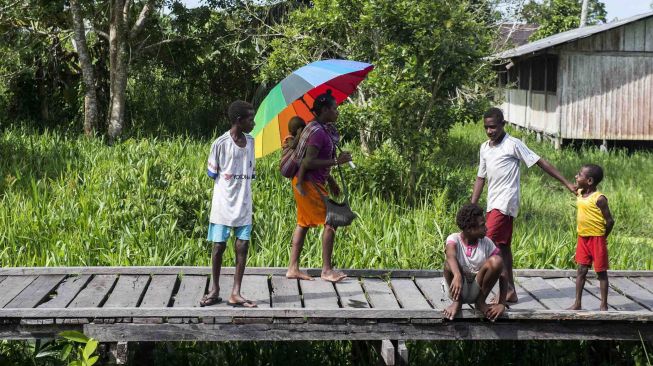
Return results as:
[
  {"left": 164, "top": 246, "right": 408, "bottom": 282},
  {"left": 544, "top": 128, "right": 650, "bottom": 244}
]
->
[
  {"left": 83, "top": 322, "right": 653, "bottom": 342},
  {"left": 214, "top": 275, "right": 234, "bottom": 308},
  {"left": 585, "top": 278, "right": 646, "bottom": 312},
  {"left": 68, "top": 275, "right": 117, "bottom": 308},
  {"left": 139, "top": 275, "right": 177, "bottom": 308},
  {"left": 335, "top": 278, "right": 369, "bottom": 309},
  {"left": 0, "top": 307, "right": 651, "bottom": 321},
  {"left": 509, "top": 282, "right": 546, "bottom": 310},
  {"left": 361, "top": 278, "right": 399, "bottom": 309},
  {"left": 378, "top": 340, "right": 394, "bottom": 366},
  {"left": 546, "top": 277, "right": 602, "bottom": 310},
  {"left": 173, "top": 276, "right": 207, "bottom": 307},
  {"left": 415, "top": 277, "right": 449, "bottom": 311},
  {"left": 300, "top": 279, "right": 339, "bottom": 309},
  {"left": 516, "top": 277, "right": 566, "bottom": 310},
  {"left": 610, "top": 277, "right": 653, "bottom": 310},
  {"left": 1, "top": 266, "right": 652, "bottom": 278},
  {"left": 0, "top": 276, "right": 38, "bottom": 308},
  {"left": 391, "top": 279, "right": 431, "bottom": 310},
  {"left": 270, "top": 276, "right": 301, "bottom": 308},
  {"left": 5, "top": 275, "right": 66, "bottom": 308},
  {"left": 630, "top": 277, "right": 653, "bottom": 294},
  {"left": 103, "top": 275, "right": 149, "bottom": 308},
  {"left": 38, "top": 275, "right": 92, "bottom": 309},
  {"left": 240, "top": 275, "right": 270, "bottom": 308}
]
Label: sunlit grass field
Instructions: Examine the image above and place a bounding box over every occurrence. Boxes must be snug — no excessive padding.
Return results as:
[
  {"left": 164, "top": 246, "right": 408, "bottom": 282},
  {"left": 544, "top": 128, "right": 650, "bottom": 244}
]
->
[{"left": 1, "top": 122, "right": 651, "bottom": 271}]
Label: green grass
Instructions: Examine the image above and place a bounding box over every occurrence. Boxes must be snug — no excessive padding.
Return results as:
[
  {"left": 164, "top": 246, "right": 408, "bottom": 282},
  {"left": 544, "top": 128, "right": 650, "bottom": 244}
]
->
[
  {"left": 1, "top": 122, "right": 652, "bottom": 270},
  {"left": 1, "top": 122, "right": 653, "bottom": 365}
]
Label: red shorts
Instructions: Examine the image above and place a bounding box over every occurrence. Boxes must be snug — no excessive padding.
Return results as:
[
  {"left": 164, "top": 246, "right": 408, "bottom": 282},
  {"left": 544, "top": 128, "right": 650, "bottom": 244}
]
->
[
  {"left": 486, "top": 209, "right": 514, "bottom": 247},
  {"left": 576, "top": 236, "right": 609, "bottom": 272}
]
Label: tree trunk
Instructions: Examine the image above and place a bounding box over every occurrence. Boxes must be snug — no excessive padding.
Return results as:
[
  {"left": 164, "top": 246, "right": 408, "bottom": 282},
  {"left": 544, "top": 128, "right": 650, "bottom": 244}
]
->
[
  {"left": 107, "top": 0, "right": 128, "bottom": 142},
  {"left": 69, "top": 0, "right": 99, "bottom": 136},
  {"left": 580, "top": 0, "right": 589, "bottom": 27}
]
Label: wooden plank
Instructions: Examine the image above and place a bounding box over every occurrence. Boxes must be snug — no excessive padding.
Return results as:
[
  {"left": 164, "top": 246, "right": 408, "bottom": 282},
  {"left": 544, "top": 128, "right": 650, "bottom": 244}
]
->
[
  {"left": 509, "top": 282, "right": 546, "bottom": 310},
  {"left": 139, "top": 275, "right": 177, "bottom": 308},
  {"left": 610, "top": 277, "right": 653, "bottom": 310},
  {"left": 300, "top": 279, "right": 339, "bottom": 309},
  {"left": 378, "top": 340, "right": 394, "bottom": 366},
  {"left": 5, "top": 275, "right": 65, "bottom": 308},
  {"left": 396, "top": 340, "right": 408, "bottom": 366},
  {"left": 391, "top": 279, "right": 431, "bottom": 310},
  {"left": 516, "top": 277, "right": 566, "bottom": 310},
  {"left": 630, "top": 277, "right": 653, "bottom": 294},
  {"left": 83, "top": 322, "right": 653, "bottom": 342},
  {"left": 173, "top": 275, "right": 208, "bottom": 307},
  {"left": 270, "top": 276, "right": 301, "bottom": 308},
  {"left": 414, "top": 277, "right": 473, "bottom": 311},
  {"left": 38, "top": 275, "right": 92, "bottom": 308},
  {"left": 2, "top": 267, "right": 653, "bottom": 278},
  {"left": 335, "top": 278, "right": 369, "bottom": 309},
  {"left": 68, "top": 275, "right": 117, "bottom": 308},
  {"left": 0, "top": 276, "right": 37, "bottom": 308},
  {"left": 585, "top": 278, "right": 646, "bottom": 312},
  {"left": 103, "top": 275, "right": 149, "bottom": 308},
  {"left": 546, "top": 277, "right": 602, "bottom": 311},
  {"left": 0, "top": 307, "right": 652, "bottom": 321},
  {"left": 240, "top": 275, "right": 270, "bottom": 308},
  {"left": 214, "top": 275, "right": 234, "bottom": 307},
  {"left": 361, "top": 278, "right": 399, "bottom": 309}
]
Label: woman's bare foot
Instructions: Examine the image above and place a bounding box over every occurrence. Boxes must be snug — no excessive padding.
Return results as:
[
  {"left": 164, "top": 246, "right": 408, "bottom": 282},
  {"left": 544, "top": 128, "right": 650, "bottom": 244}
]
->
[
  {"left": 599, "top": 304, "right": 608, "bottom": 311},
  {"left": 286, "top": 269, "right": 313, "bottom": 281},
  {"left": 443, "top": 301, "right": 462, "bottom": 320},
  {"left": 566, "top": 302, "right": 582, "bottom": 310},
  {"left": 321, "top": 269, "right": 347, "bottom": 282}
]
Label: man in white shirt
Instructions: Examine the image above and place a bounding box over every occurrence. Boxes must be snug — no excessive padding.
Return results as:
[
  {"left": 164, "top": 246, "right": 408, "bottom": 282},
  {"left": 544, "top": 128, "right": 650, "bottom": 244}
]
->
[
  {"left": 201, "top": 100, "right": 257, "bottom": 308},
  {"left": 471, "top": 108, "right": 575, "bottom": 303}
]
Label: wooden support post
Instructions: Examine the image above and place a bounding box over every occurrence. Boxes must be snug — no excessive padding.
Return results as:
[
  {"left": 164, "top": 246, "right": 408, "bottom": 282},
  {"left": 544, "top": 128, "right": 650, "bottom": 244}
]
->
[
  {"left": 108, "top": 342, "right": 128, "bottom": 365},
  {"left": 395, "top": 340, "right": 408, "bottom": 366},
  {"left": 375, "top": 339, "right": 395, "bottom": 366}
]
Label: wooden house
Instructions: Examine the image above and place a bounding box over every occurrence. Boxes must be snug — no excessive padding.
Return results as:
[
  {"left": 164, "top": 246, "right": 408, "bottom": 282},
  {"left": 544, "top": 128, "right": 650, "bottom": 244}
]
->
[{"left": 494, "top": 11, "right": 653, "bottom": 147}]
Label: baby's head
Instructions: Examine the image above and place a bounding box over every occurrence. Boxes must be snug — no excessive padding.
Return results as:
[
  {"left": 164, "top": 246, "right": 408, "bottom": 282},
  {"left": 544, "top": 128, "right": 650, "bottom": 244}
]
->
[{"left": 288, "top": 116, "right": 306, "bottom": 137}]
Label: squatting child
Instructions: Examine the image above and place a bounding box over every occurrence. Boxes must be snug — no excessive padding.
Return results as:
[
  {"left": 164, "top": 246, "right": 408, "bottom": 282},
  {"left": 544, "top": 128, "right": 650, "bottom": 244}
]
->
[
  {"left": 443, "top": 203, "right": 507, "bottom": 321},
  {"left": 200, "top": 100, "right": 257, "bottom": 308},
  {"left": 568, "top": 164, "right": 615, "bottom": 311}
]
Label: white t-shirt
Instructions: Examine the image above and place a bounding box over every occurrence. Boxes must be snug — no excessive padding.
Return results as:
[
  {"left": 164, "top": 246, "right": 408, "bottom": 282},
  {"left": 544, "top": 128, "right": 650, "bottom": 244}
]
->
[
  {"left": 446, "top": 233, "right": 499, "bottom": 280},
  {"left": 207, "top": 132, "right": 255, "bottom": 227},
  {"left": 477, "top": 133, "right": 540, "bottom": 217}
]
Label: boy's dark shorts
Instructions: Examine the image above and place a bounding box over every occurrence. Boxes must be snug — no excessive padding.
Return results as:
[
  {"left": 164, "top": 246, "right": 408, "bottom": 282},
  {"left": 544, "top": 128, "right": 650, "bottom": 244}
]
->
[{"left": 486, "top": 209, "right": 514, "bottom": 246}]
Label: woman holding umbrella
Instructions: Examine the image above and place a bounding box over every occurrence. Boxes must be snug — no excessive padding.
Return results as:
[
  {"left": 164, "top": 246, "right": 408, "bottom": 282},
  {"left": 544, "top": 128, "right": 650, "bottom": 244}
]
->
[{"left": 286, "top": 90, "right": 352, "bottom": 282}]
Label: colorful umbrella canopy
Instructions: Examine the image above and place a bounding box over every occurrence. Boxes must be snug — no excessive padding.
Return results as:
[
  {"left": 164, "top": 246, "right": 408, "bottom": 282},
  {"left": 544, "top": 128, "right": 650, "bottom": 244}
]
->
[{"left": 252, "top": 59, "right": 374, "bottom": 158}]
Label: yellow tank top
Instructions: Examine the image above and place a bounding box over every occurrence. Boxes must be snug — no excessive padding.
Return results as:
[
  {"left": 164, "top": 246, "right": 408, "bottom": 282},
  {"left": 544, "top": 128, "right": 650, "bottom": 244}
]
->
[{"left": 577, "top": 190, "right": 606, "bottom": 237}]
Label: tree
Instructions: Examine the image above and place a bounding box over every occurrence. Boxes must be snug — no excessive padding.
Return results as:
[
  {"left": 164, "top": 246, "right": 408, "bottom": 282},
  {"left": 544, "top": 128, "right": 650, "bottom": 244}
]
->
[
  {"left": 521, "top": 0, "right": 607, "bottom": 40},
  {"left": 70, "top": 0, "right": 99, "bottom": 135},
  {"left": 259, "top": 0, "right": 494, "bottom": 197}
]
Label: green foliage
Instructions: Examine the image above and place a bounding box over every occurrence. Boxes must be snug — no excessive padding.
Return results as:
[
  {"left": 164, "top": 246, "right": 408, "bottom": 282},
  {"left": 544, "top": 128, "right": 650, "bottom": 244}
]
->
[
  {"left": 259, "top": 0, "right": 494, "bottom": 195},
  {"left": 521, "top": 0, "right": 608, "bottom": 40},
  {"left": 58, "top": 331, "right": 98, "bottom": 366}
]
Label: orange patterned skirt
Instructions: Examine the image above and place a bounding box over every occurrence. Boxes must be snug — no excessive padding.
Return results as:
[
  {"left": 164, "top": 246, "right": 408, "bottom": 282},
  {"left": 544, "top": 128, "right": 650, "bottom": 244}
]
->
[{"left": 292, "top": 176, "right": 327, "bottom": 228}]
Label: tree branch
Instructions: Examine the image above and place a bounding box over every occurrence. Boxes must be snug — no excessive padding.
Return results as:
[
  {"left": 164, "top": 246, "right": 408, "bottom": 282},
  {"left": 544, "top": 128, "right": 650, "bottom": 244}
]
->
[{"left": 130, "top": 0, "right": 156, "bottom": 39}]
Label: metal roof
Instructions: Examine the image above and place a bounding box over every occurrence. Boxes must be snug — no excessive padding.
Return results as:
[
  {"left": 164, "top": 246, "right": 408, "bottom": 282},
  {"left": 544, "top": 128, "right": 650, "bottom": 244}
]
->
[{"left": 494, "top": 11, "right": 653, "bottom": 59}]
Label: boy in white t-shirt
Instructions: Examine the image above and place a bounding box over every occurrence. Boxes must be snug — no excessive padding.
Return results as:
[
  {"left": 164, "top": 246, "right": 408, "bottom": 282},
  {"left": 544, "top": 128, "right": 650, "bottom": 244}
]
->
[
  {"left": 200, "top": 100, "right": 257, "bottom": 308},
  {"left": 443, "top": 204, "right": 506, "bottom": 321},
  {"left": 471, "top": 108, "right": 575, "bottom": 303}
]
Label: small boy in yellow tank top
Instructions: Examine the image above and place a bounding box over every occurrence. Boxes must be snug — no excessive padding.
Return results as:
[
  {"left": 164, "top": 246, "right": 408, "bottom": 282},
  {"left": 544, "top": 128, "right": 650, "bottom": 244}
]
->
[{"left": 568, "top": 164, "right": 615, "bottom": 311}]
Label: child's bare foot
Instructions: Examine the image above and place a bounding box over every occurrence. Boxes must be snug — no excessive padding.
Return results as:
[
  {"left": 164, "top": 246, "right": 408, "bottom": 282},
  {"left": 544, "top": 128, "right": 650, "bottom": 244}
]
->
[
  {"left": 227, "top": 294, "right": 257, "bottom": 308},
  {"left": 295, "top": 183, "right": 306, "bottom": 196},
  {"left": 443, "top": 301, "right": 462, "bottom": 320},
  {"left": 491, "top": 289, "right": 518, "bottom": 304},
  {"left": 286, "top": 269, "right": 313, "bottom": 281},
  {"left": 600, "top": 304, "right": 608, "bottom": 311},
  {"left": 475, "top": 299, "right": 491, "bottom": 318},
  {"left": 321, "top": 270, "right": 347, "bottom": 283},
  {"left": 566, "top": 302, "right": 582, "bottom": 310}
]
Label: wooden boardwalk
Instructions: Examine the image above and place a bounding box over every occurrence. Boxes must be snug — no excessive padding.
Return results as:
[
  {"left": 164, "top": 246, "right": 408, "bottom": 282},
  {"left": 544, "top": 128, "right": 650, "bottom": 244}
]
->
[{"left": 0, "top": 267, "right": 652, "bottom": 343}]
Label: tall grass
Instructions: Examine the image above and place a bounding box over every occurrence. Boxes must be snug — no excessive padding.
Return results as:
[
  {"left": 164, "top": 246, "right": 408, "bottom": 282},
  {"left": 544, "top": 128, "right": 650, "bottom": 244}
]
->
[{"left": 1, "top": 123, "right": 652, "bottom": 270}]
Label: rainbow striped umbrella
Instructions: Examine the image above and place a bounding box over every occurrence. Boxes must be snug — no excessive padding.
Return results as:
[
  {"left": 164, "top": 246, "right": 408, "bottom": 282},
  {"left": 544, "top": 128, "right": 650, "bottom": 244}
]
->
[{"left": 252, "top": 59, "right": 374, "bottom": 158}]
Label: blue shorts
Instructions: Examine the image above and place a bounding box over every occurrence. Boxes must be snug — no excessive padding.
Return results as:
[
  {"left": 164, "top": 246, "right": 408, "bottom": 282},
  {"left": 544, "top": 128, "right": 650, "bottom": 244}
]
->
[{"left": 207, "top": 223, "right": 252, "bottom": 243}]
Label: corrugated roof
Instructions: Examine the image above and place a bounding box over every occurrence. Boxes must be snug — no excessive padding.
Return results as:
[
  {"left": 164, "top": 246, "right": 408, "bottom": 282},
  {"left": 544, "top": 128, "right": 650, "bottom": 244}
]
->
[{"left": 494, "top": 11, "right": 653, "bottom": 59}]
